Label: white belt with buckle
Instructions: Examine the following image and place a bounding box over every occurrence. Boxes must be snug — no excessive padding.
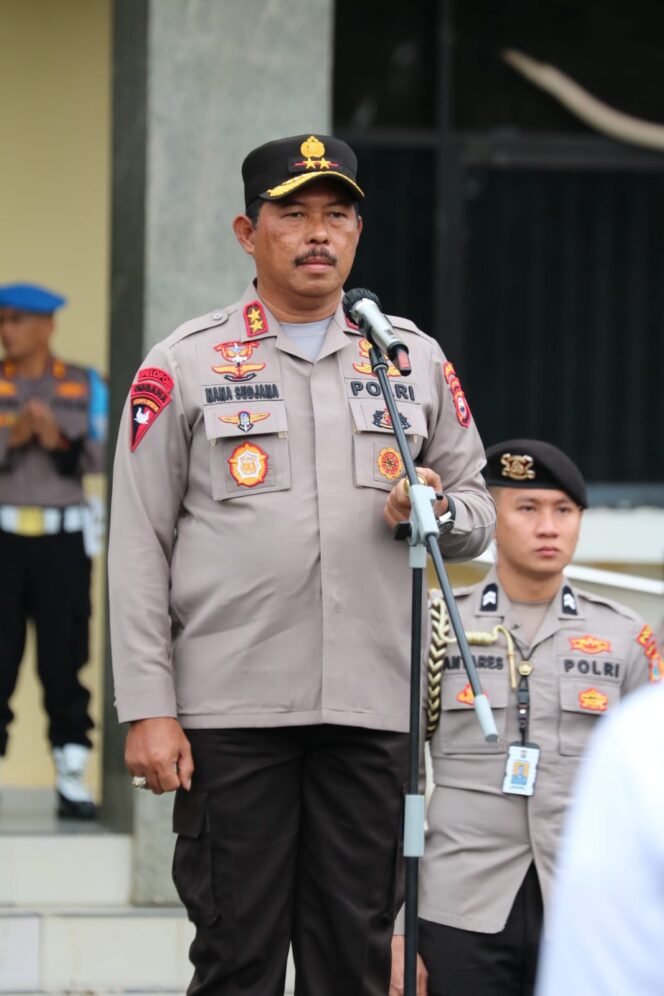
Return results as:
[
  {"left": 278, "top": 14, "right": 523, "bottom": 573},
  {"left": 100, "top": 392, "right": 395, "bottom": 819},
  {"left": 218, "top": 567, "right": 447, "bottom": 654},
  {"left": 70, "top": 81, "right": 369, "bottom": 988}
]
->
[{"left": 0, "top": 504, "right": 85, "bottom": 537}]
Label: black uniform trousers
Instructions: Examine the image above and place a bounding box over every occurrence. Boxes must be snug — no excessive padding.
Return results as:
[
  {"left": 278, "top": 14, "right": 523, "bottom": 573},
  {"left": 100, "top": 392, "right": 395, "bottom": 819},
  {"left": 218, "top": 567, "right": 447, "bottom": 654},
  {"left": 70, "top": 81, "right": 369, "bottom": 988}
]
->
[
  {"left": 0, "top": 528, "right": 93, "bottom": 756},
  {"left": 418, "top": 863, "right": 544, "bottom": 996},
  {"left": 172, "top": 725, "right": 409, "bottom": 996}
]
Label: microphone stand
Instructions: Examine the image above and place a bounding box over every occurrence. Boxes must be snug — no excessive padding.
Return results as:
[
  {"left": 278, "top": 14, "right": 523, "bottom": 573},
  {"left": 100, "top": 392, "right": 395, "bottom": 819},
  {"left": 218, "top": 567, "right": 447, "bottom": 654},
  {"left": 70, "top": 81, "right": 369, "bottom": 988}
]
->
[{"left": 367, "top": 344, "right": 497, "bottom": 996}]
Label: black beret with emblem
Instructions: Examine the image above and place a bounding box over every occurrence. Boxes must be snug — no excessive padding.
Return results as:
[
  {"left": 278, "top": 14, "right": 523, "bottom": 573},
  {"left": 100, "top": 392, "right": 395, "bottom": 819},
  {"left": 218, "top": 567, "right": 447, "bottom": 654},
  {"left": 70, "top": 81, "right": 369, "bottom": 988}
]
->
[
  {"left": 484, "top": 438, "right": 588, "bottom": 508},
  {"left": 242, "top": 134, "right": 364, "bottom": 208}
]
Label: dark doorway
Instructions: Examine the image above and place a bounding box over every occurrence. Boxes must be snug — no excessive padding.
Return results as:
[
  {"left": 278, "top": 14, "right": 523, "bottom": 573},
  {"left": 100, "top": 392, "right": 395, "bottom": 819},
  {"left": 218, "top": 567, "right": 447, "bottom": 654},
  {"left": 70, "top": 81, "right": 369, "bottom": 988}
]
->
[{"left": 334, "top": 0, "right": 664, "bottom": 496}]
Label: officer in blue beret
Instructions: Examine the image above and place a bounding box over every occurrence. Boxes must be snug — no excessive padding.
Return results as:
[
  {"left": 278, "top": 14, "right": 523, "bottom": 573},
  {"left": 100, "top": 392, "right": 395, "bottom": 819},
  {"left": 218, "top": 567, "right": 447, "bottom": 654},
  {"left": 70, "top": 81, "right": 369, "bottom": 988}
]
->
[{"left": 0, "top": 282, "right": 107, "bottom": 819}]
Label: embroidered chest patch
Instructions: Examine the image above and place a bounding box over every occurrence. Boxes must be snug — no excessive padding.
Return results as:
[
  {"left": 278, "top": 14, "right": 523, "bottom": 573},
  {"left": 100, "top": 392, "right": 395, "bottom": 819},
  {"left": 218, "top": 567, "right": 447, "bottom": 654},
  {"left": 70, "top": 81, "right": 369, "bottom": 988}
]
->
[
  {"left": 227, "top": 442, "right": 269, "bottom": 487},
  {"left": 353, "top": 338, "right": 399, "bottom": 378},
  {"left": 578, "top": 687, "right": 608, "bottom": 712},
  {"left": 569, "top": 635, "right": 612, "bottom": 655},
  {"left": 376, "top": 446, "right": 403, "bottom": 481},
  {"left": 456, "top": 683, "right": 475, "bottom": 706},
  {"left": 212, "top": 340, "right": 265, "bottom": 381}
]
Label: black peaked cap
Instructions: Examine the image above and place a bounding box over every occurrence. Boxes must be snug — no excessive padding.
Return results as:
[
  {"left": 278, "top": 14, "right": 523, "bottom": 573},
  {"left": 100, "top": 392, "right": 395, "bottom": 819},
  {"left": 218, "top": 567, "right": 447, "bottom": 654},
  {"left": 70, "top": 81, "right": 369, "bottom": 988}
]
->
[{"left": 242, "top": 133, "right": 364, "bottom": 208}]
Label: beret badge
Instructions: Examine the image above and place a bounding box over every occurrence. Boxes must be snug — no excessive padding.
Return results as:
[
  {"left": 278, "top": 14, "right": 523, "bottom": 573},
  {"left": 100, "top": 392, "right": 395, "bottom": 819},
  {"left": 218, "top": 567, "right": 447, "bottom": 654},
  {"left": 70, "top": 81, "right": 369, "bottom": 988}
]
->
[{"left": 501, "top": 453, "right": 536, "bottom": 481}]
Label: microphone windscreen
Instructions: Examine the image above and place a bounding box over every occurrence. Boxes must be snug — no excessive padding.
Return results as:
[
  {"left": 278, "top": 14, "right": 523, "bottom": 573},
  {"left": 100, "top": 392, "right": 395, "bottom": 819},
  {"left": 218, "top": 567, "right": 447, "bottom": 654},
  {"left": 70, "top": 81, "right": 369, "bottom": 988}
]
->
[{"left": 342, "top": 287, "right": 381, "bottom": 321}]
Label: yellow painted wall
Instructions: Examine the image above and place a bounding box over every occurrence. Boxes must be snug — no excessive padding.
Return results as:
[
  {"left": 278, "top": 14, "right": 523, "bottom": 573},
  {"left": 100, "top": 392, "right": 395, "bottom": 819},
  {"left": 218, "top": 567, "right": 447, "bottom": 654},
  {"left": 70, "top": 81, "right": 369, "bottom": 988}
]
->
[{"left": 0, "top": 0, "right": 111, "bottom": 793}]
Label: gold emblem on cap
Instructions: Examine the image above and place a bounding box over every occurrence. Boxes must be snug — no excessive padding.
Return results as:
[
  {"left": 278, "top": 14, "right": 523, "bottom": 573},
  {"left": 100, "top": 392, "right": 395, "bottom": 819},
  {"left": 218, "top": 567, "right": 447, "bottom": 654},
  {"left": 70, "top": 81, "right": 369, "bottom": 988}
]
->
[
  {"left": 501, "top": 453, "right": 536, "bottom": 481},
  {"left": 301, "top": 136, "right": 326, "bottom": 160}
]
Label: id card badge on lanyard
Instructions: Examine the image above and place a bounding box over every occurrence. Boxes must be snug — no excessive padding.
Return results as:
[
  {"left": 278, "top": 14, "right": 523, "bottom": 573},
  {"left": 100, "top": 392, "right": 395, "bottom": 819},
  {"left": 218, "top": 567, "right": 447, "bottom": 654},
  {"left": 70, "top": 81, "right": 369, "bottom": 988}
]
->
[{"left": 503, "top": 659, "right": 541, "bottom": 797}]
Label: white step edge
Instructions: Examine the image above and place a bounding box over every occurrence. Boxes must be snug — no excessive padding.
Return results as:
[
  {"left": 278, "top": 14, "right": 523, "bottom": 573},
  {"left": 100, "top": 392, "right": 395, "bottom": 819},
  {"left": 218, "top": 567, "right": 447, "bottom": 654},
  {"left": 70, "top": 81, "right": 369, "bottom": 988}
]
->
[
  {"left": 0, "top": 909, "right": 193, "bottom": 993},
  {"left": 0, "top": 909, "right": 295, "bottom": 994},
  {"left": 0, "top": 835, "right": 132, "bottom": 906}
]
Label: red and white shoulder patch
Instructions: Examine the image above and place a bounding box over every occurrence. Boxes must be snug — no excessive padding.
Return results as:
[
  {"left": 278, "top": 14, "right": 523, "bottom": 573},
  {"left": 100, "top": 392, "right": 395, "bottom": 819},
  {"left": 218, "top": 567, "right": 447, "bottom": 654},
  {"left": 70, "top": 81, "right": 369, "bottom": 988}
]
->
[
  {"left": 443, "top": 361, "right": 472, "bottom": 428},
  {"left": 130, "top": 367, "right": 173, "bottom": 451}
]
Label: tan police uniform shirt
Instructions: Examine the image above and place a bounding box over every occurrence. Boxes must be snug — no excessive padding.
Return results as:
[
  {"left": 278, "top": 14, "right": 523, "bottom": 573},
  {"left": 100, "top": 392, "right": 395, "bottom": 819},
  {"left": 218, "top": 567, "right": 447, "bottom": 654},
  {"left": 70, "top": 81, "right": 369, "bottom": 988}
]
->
[
  {"left": 419, "top": 568, "right": 658, "bottom": 933},
  {"left": 108, "top": 284, "right": 496, "bottom": 731},
  {"left": 0, "top": 357, "right": 105, "bottom": 507}
]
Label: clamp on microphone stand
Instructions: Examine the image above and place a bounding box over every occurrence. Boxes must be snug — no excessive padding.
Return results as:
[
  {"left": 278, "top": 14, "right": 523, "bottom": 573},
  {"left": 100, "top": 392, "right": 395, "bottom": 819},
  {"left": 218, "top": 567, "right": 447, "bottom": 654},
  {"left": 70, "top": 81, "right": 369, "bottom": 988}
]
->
[{"left": 367, "top": 343, "right": 497, "bottom": 996}]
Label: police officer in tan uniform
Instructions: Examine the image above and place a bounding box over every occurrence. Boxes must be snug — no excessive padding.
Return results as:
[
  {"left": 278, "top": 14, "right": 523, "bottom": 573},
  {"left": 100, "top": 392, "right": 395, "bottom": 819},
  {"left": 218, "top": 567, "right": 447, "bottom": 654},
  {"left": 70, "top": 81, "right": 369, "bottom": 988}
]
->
[
  {"left": 108, "top": 134, "right": 496, "bottom": 996},
  {"left": 0, "top": 283, "right": 107, "bottom": 818},
  {"left": 391, "top": 439, "right": 658, "bottom": 996}
]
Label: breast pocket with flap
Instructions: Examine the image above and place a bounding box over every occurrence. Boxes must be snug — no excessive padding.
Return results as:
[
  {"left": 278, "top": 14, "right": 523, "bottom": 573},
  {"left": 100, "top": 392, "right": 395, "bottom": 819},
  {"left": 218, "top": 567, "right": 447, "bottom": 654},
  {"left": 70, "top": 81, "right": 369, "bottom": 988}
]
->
[
  {"left": 203, "top": 400, "right": 291, "bottom": 500},
  {"left": 348, "top": 397, "right": 428, "bottom": 492}
]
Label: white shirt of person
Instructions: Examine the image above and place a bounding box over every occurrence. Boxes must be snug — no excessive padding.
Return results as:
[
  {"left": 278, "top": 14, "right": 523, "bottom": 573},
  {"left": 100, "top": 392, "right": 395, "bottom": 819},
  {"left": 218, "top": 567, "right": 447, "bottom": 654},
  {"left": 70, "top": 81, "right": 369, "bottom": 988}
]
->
[{"left": 536, "top": 681, "right": 664, "bottom": 996}]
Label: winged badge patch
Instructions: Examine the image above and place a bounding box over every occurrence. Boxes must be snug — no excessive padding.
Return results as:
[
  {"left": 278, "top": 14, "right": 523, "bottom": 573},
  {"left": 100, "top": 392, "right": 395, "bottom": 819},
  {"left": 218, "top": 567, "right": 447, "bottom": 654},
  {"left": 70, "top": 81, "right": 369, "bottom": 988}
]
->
[
  {"left": 212, "top": 340, "right": 265, "bottom": 381},
  {"left": 219, "top": 410, "right": 270, "bottom": 433}
]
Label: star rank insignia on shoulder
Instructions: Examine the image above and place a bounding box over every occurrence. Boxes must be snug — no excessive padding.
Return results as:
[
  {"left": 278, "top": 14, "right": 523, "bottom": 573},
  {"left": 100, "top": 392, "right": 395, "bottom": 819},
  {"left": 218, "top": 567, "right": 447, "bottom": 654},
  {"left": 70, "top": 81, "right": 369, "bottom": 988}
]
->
[
  {"left": 219, "top": 410, "right": 270, "bottom": 433},
  {"left": 243, "top": 300, "right": 269, "bottom": 338}
]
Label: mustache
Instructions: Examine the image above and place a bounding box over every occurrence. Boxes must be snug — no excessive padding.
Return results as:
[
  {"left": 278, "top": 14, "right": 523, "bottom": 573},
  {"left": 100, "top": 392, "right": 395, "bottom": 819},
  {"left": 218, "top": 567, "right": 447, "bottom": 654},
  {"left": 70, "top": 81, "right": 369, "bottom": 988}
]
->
[{"left": 294, "top": 248, "right": 337, "bottom": 266}]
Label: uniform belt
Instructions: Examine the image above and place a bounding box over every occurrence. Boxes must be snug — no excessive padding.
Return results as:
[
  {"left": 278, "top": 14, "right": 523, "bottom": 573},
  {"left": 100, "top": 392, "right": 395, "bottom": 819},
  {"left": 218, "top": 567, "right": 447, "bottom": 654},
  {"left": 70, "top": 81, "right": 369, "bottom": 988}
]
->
[{"left": 0, "top": 504, "right": 86, "bottom": 537}]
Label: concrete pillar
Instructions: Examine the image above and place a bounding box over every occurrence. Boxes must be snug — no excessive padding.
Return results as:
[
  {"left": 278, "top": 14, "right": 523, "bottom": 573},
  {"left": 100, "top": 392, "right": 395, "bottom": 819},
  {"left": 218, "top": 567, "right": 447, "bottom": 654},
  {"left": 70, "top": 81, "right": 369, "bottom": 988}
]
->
[{"left": 105, "top": 0, "right": 334, "bottom": 903}]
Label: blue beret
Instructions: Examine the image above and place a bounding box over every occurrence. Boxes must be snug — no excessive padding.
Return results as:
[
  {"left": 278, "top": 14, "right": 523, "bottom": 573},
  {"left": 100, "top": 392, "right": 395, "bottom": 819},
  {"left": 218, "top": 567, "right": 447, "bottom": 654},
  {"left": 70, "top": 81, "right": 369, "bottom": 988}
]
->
[
  {"left": 484, "top": 438, "right": 588, "bottom": 509},
  {"left": 0, "top": 283, "right": 67, "bottom": 314}
]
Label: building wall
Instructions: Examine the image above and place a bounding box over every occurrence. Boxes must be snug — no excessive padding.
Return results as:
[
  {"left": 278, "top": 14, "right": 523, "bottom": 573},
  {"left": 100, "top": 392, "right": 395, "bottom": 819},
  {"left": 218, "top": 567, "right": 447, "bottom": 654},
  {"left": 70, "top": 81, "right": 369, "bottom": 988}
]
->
[{"left": 0, "top": 0, "right": 111, "bottom": 789}]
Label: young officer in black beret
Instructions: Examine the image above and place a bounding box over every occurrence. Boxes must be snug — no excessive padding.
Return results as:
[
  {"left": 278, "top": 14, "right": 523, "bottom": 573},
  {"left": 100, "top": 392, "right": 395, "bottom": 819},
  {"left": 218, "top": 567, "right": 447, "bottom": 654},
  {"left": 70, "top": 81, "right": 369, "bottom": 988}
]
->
[{"left": 391, "top": 438, "right": 661, "bottom": 996}]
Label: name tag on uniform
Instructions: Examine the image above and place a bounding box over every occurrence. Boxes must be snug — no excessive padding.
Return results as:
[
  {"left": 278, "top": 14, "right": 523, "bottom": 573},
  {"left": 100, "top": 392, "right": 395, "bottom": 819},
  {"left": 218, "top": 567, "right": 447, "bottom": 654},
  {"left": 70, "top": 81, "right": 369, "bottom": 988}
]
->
[{"left": 502, "top": 743, "right": 541, "bottom": 796}]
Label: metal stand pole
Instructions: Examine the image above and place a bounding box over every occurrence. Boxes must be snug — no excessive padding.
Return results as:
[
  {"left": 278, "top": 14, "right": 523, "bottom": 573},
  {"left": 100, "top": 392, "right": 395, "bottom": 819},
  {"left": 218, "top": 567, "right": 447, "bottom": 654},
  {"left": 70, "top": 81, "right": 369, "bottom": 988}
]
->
[{"left": 368, "top": 346, "right": 496, "bottom": 996}]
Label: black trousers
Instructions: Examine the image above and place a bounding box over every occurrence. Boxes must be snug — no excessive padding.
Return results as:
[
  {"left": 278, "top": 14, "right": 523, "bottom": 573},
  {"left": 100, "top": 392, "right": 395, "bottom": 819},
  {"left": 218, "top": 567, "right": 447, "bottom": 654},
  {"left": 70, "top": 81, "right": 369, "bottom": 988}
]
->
[
  {"left": 0, "top": 529, "right": 93, "bottom": 756},
  {"left": 418, "top": 863, "right": 544, "bottom": 996},
  {"left": 172, "top": 725, "right": 409, "bottom": 996}
]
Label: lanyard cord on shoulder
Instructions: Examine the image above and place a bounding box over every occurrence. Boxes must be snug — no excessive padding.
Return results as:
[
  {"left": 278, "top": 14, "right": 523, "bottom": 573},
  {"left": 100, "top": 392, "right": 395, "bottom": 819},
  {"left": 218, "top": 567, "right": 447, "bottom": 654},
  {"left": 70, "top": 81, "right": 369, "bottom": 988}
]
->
[{"left": 516, "top": 659, "right": 534, "bottom": 745}]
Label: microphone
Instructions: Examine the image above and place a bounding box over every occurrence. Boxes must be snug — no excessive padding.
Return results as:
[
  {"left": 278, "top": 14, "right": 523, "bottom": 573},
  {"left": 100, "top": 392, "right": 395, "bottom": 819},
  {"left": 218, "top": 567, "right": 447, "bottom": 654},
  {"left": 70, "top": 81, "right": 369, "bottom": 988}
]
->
[{"left": 342, "top": 288, "right": 411, "bottom": 376}]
